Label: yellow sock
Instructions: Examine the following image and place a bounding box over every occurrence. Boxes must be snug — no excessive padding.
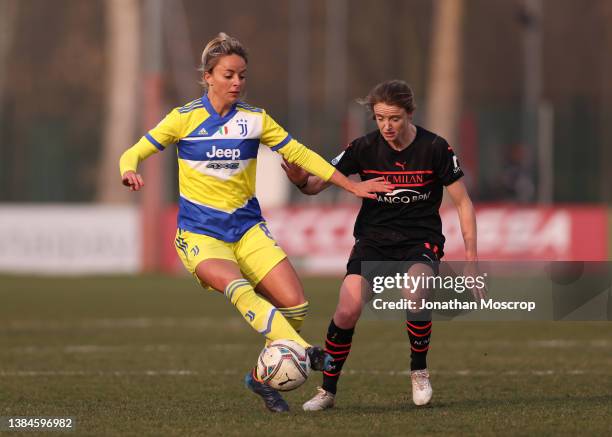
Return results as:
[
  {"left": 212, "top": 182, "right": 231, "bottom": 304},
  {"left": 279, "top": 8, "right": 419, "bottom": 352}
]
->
[
  {"left": 265, "top": 301, "right": 309, "bottom": 346},
  {"left": 225, "top": 279, "right": 310, "bottom": 348}
]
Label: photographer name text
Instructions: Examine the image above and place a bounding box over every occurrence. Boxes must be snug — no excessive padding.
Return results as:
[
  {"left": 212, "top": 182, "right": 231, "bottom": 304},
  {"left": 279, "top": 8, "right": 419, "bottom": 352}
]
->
[{"left": 372, "top": 298, "right": 536, "bottom": 312}]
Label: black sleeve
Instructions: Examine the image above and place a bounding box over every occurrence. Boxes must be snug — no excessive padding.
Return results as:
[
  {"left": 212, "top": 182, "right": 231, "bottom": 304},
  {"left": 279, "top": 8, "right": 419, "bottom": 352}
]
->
[
  {"left": 330, "top": 141, "right": 361, "bottom": 176},
  {"left": 433, "top": 136, "right": 464, "bottom": 186}
]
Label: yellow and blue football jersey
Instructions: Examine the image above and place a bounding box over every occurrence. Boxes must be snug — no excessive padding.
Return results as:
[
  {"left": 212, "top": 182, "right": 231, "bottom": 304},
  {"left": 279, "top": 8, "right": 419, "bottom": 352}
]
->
[{"left": 120, "top": 94, "right": 335, "bottom": 242}]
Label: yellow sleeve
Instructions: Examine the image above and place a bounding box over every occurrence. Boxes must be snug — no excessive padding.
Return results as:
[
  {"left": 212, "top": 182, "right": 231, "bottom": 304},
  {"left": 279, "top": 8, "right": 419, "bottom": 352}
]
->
[
  {"left": 118, "top": 108, "right": 183, "bottom": 176},
  {"left": 119, "top": 140, "right": 159, "bottom": 176},
  {"left": 146, "top": 108, "right": 183, "bottom": 149},
  {"left": 261, "top": 111, "right": 336, "bottom": 182}
]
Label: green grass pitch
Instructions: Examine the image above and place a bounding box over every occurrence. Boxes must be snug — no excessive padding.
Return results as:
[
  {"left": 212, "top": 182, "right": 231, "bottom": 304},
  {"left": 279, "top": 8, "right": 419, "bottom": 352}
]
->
[{"left": 0, "top": 275, "right": 610, "bottom": 436}]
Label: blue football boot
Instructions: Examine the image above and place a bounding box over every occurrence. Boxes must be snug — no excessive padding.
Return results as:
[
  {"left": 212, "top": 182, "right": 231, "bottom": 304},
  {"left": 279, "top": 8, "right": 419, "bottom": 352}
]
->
[{"left": 244, "top": 371, "right": 290, "bottom": 413}]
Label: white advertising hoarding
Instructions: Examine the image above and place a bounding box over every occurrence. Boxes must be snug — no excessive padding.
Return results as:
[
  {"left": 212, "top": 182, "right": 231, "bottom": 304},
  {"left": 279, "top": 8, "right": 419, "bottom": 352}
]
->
[{"left": 0, "top": 205, "right": 140, "bottom": 274}]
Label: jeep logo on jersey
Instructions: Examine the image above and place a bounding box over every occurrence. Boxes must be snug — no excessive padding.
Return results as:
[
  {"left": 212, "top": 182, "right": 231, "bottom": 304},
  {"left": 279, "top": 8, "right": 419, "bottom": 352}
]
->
[
  {"left": 205, "top": 145, "right": 241, "bottom": 160},
  {"left": 377, "top": 189, "right": 431, "bottom": 204}
]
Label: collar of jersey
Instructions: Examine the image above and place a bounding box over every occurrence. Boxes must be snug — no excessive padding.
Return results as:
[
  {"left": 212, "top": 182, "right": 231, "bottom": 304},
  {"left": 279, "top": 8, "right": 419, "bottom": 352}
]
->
[{"left": 201, "top": 94, "right": 238, "bottom": 121}]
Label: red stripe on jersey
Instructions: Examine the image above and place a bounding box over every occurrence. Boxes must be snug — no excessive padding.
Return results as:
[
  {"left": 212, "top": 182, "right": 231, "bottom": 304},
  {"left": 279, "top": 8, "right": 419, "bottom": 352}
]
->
[
  {"left": 363, "top": 170, "right": 433, "bottom": 175},
  {"left": 391, "top": 180, "right": 434, "bottom": 187}
]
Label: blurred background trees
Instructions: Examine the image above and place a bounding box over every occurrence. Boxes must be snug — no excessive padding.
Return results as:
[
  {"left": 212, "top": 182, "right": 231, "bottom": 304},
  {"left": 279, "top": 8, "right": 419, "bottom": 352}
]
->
[{"left": 0, "top": 0, "right": 610, "bottom": 204}]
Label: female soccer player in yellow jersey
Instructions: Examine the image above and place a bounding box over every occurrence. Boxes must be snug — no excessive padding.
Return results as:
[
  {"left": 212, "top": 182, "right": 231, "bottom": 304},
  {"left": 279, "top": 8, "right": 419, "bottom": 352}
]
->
[{"left": 119, "top": 33, "right": 392, "bottom": 413}]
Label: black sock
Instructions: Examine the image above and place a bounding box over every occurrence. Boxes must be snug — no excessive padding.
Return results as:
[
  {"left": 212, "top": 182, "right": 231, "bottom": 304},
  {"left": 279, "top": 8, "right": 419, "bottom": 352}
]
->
[
  {"left": 406, "top": 317, "right": 432, "bottom": 371},
  {"left": 321, "top": 319, "right": 354, "bottom": 395}
]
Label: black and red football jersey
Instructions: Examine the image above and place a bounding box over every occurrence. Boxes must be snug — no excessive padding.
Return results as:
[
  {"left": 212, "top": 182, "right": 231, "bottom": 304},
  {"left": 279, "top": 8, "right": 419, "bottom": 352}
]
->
[{"left": 332, "top": 126, "right": 464, "bottom": 251}]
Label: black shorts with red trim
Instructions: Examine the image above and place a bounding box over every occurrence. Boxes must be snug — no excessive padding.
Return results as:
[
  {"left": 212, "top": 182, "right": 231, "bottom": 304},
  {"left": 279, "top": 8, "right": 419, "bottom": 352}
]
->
[{"left": 346, "top": 240, "right": 441, "bottom": 277}]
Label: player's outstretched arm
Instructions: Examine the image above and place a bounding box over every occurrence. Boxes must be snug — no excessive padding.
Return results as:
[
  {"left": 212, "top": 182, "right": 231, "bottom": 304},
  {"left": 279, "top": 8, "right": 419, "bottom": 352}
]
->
[
  {"left": 274, "top": 135, "right": 392, "bottom": 199},
  {"left": 328, "top": 171, "right": 392, "bottom": 200},
  {"left": 281, "top": 159, "right": 329, "bottom": 195},
  {"left": 281, "top": 158, "right": 392, "bottom": 198}
]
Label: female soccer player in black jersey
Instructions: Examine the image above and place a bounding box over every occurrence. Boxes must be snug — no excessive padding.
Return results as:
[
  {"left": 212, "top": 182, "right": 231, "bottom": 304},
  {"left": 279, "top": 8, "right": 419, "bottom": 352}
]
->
[{"left": 282, "top": 80, "right": 479, "bottom": 409}]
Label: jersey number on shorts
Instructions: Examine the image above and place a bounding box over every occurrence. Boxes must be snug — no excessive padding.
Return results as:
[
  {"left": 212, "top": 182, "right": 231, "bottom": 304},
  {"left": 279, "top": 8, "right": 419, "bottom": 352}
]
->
[{"left": 259, "top": 223, "right": 274, "bottom": 240}]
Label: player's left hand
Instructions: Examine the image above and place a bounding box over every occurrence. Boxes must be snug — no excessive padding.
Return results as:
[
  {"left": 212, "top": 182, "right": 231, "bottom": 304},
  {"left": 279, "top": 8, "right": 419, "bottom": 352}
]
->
[{"left": 464, "top": 260, "right": 487, "bottom": 301}]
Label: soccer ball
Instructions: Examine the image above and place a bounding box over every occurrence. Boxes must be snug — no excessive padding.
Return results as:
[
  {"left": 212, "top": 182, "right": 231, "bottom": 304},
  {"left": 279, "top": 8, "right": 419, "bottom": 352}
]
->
[{"left": 256, "top": 340, "right": 311, "bottom": 391}]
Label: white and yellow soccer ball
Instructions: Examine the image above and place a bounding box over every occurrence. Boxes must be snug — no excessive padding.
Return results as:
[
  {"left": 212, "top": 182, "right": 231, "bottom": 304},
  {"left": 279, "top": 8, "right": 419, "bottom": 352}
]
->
[{"left": 256, "top": 340, "right": 311, "bottom": 391}]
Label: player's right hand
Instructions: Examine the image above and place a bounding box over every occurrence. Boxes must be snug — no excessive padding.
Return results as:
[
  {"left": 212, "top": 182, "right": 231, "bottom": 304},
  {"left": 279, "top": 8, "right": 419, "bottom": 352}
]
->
[
  {"left": 280, "top": 158, "right": 310, "bottom": 186},
  {"left": 352, "top": 177, "right": 393, "bottom": 199},
  {"left": 122, "top": 171, "right": 144, "bottom": 191}
]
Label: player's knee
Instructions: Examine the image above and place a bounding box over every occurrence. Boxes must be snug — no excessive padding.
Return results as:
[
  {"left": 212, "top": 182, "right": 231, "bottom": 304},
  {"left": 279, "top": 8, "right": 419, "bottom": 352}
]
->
[
  {"left": 406, "top": 303, "right": 423, "bottom": 315},
  {"left": 283, "top": 277, "right": 305, "bottom": 306},
  {"left": 281, "top": 294, "right": 306, "bottom": 308},
  {"left": 195, "top": 266, "right": 242, "bottom": 292},
  {"left": 403, "top": 287, "right": 430, "bottom": 314},
  {"left": 334, "top": 305, "right": 361, "bottom": 328},
  {"left": 262, "top": 287, "right": 305, "bottom": 309}
]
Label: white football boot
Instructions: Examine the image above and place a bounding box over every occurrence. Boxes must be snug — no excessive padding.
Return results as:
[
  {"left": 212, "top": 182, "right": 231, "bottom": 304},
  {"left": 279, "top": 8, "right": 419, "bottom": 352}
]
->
[
  {"left": 302, "top": 387, "right": 336, "bottom": 411},
  {"left": 411, "top": 369, "right": 433, "bottom": 406}
]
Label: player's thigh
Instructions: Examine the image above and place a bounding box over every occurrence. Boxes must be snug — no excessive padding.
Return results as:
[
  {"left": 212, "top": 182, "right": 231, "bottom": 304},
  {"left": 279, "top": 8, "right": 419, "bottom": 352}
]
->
[
  {"left": 255, "top": 258, "right": 305, "bottom": 308},
  {"left": 174, "top": 229, "right": 241, "bottom": 292},
  {"left": 333, "top": 274, "right": 371, "bottom": 329},
  {"left": 195, "top": 259, "right": 246, "bottom": 292},
  {"left": 403, "top": 247, "right": 437, "bottom": 306},
  {"left": 235, "top": 222, "right": 300, "bottom": 305},
  {"left": 403, "top": 262, "right": 435, "bottom": 312}
]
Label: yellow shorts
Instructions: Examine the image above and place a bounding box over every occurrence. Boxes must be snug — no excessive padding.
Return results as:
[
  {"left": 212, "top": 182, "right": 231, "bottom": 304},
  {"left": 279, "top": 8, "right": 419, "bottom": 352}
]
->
[{"left": 174, "top": 222, "right": 287, "bottom": 291}]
